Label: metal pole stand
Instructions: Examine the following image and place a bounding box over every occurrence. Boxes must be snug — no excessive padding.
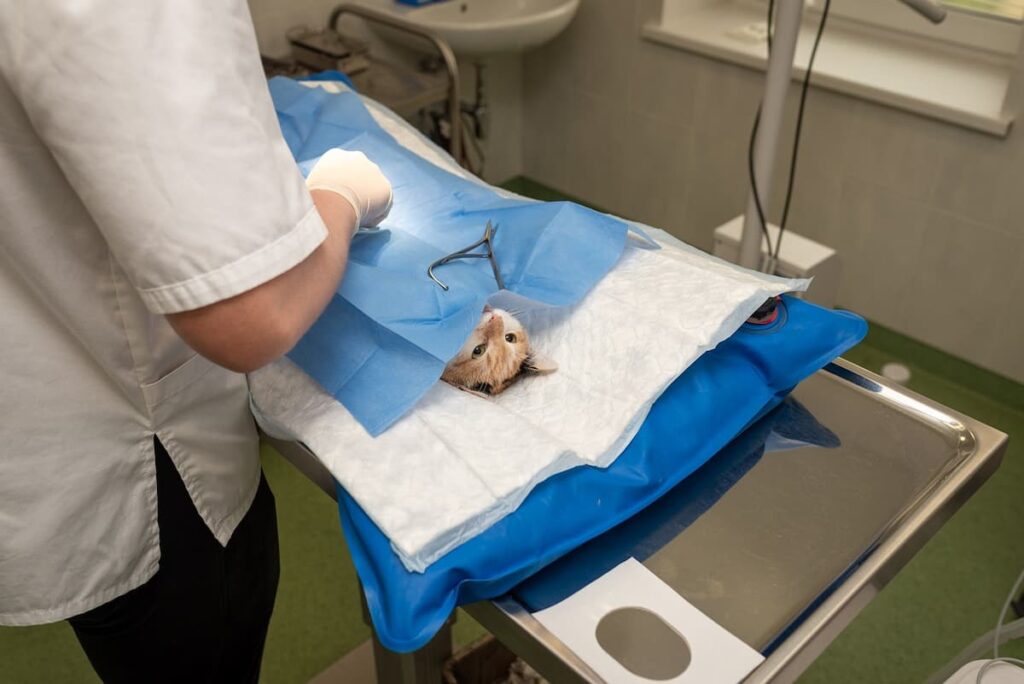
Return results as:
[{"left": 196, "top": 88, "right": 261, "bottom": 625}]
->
[{"left": 738, "top": 0, "right": 803, "bottom": 272}]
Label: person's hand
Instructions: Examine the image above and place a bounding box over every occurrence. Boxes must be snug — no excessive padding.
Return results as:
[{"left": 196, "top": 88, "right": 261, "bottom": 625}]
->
[{"left": 305, "top": 149, "right": 393, "bottom": 231}]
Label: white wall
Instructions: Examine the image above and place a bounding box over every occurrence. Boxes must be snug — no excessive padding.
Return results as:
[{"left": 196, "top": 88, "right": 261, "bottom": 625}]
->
[
  {"left": 248, "top": 0, "right": 329, "bottom": 58},
  {"left": 521, "top": 0, "right": 1024, "bottom": 383},
  {"left": 246, "top": 0, "right": 523, "bottom": 184}
]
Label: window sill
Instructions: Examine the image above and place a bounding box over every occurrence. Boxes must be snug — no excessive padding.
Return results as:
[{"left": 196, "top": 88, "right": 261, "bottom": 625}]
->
[{"left": 643, "top": 2, "right": 1016, "bottom": 137}]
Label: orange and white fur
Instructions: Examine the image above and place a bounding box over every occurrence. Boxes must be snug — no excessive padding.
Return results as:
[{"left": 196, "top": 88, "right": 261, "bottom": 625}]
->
[{"left": 441, "top": 307, "right": 557, "bottom": 395}]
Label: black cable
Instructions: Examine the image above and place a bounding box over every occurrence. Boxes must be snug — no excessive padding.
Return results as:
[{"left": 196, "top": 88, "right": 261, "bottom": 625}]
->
[
  {"left": 747, "top": 108, "right": 772, "bottom": 254},
  {"left": 775, "top": 0, "right": 832, "bottom": 260}
]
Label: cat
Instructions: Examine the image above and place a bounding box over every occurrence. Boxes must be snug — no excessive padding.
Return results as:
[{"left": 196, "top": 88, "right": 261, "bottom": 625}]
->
[{"left": 441, "top": 307, "right": 557, "bottom": 395}]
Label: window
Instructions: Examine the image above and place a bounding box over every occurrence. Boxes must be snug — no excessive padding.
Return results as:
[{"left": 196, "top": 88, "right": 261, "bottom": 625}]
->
[
  {"left": 944, "top": 1, "right": 1024, "bottom": 22},
  {"left": 806, "top": 0, "right": 1023, "bottom": 57},
  {"left": 645, "top": 0, "right": 1022, "bottom": 135}
]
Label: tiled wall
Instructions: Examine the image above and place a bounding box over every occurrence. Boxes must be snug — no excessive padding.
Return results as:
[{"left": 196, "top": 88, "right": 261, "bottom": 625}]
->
[
  {"left": 246, "top": 0, "right": 1022, "bottom": 382},
  {"left": 248, "top": 0, "right": 329, "bottom": 58},
  {"left": 521, "top": 0, "right": 1024, "bottom": 383}
]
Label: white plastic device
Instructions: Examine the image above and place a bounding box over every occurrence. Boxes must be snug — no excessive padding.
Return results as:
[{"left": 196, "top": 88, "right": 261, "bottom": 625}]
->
[
  {"left": 713, "top": 215, "right": 840, "bottom": 308},
  {"left": 533, "top": 558, "right": 764, "bottom": 684},
  {"left": 943, "top": 660, "right": 1024, "bottom": 683}
]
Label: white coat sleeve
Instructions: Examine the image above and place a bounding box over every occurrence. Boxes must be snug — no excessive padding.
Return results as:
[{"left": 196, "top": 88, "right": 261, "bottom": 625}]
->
[{"left": 0, "top": 0, "right": 327, "bottom": 314}]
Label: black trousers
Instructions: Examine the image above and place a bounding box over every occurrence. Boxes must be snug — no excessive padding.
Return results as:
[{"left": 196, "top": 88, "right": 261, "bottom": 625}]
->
[{"left": 69, "top": 439, "right": 280, "bottom": 683}]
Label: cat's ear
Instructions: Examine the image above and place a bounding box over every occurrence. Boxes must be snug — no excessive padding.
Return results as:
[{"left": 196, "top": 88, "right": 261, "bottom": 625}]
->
[{"left": 524, "top": 350, "right": 558, "bottom": 374}]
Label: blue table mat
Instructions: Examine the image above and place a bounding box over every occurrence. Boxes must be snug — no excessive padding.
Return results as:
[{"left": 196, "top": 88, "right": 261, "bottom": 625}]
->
[
  {"left": 512, "top": 394, "right": 840, "bottom": 613},
  {"left": 334, "top": 296, "right": 867, "bottom": 651}
]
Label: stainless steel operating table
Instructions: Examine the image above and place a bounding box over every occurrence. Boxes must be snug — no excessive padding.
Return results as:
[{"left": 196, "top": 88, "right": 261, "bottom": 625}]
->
[{"left": 266, "top": 358, "right": 1008, "bottom": 683}]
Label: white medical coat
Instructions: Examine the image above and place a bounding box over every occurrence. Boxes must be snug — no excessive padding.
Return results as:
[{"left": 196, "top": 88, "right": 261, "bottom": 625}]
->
[{"left": 0, "top": 1, "right": 327, "bottom": 624}]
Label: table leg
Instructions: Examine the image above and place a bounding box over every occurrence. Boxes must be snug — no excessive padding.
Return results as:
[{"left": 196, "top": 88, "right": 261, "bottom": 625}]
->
[{"left": 361, "top": 588, "right": 454, "bottom": 684}]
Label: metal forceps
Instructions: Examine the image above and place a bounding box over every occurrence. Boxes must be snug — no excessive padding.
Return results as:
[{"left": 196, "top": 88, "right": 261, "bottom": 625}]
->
[{"left": 427, "top": 220, "right": 505, "bottom": 291}]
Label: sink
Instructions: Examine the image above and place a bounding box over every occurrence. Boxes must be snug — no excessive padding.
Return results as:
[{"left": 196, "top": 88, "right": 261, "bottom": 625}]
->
[{"left": 364, "top": 0, "right": 581, "bottom": 57}]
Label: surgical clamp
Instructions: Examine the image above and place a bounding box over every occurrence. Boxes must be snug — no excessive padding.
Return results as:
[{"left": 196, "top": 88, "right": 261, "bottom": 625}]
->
[{"left": 427, "top": 220, "right": 505, "bottom": 291}]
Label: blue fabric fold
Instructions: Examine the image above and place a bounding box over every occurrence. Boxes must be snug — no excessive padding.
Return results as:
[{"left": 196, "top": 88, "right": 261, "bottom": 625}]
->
[
  {"left": 269, "top": 77, "right": 628, "bottom": 434},
  {"left": 511, "top": 396, "right": 841, "bottom": 614}
]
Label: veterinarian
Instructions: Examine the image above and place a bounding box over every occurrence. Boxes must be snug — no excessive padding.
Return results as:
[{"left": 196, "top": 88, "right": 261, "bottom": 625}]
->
[{"left": 0, "top": 2, "right": 391, "bottom": 681}]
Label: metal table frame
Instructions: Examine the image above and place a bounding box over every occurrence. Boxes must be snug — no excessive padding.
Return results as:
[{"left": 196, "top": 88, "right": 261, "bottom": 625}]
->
[
  {"left": 327, "top": 3, "right": 463, "bottom": 165},
  {"left": 267, "top": 358, "right": 1007, "bottom": 683}
]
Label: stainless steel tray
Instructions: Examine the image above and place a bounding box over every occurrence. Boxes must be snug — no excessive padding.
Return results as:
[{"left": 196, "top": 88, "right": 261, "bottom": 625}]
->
[{"left": 466, "top": 359, "right": 1007, "bottom": 683}]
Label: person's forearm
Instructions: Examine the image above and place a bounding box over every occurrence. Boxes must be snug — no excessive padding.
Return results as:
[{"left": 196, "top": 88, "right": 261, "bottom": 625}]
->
[
  {"left": 166, "top": 147, "right": 391, "bottom": 373},
  {"left": 166, "top": 190, "right": 355, "bottom": 373},
  {"left": 270, "top": 189, "right": 355, "bottom": 339}
]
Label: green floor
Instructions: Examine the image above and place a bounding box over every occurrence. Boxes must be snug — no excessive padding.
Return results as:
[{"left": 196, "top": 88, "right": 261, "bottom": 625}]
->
[
  {"left": 801, "top": 333, "right": 1024, "bottom": 682},
  {"left": 2, "top": 180, "right": 1021, "bottom": 682}
]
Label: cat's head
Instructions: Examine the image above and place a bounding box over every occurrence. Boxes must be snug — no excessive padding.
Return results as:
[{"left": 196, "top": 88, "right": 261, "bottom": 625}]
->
[{"left": 441, "top": 307, "right": 557, "bottom": 395}]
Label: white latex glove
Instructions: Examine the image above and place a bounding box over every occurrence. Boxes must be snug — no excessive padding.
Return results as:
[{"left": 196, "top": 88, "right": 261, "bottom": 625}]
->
[{"left": 305, "top": 149, "right": 393, "bottom": 230}]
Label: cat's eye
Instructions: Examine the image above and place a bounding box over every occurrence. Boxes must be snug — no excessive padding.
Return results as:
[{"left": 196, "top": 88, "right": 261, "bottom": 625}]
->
[
  {"left": 505, "top": 333, "right": 517, "bottom": 343},
  {"left": 472, "top": 344, "right": 486, "bottom": 357}
]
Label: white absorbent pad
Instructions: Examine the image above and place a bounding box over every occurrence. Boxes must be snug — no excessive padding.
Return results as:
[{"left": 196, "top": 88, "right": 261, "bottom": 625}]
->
[{"left": 249, "top": 89, "right": 808, "bottom": 572}]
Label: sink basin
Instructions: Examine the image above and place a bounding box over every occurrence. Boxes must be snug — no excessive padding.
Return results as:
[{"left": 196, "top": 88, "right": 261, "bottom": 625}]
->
[{"left": 365, "top": 0, "right": 580, "bottom": 57}]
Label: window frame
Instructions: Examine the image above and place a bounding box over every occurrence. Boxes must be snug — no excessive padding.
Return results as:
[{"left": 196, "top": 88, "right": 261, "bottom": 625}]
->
[
  {"left": 803, "top": 0, "right": 1022, "bottom": 59},
  {"left": 646, "top": 0, "right": 1021, "bottom": 136}
]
